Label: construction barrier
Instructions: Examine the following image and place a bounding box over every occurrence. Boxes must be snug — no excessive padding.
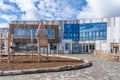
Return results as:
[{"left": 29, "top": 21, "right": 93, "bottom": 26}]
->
[{"left": 93, "top": 50, "right": 120, "bottom": 61}]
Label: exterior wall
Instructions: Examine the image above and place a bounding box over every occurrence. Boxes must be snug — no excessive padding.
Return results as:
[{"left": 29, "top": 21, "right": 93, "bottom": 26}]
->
[
  {"left": 9, "top": 17, "right": 120, "bottom": 54},
  {"left": 106, "top": 17, "right": 120, "bottom": 53},
  {"left": 83, "top": 18, "right": 107, "bottom": 52},
  {"left": 0, "top": 28, "right": 9, "bottom": 54},
  {"left": 62, "top": 17, "right": 120, "bottom": 54}
]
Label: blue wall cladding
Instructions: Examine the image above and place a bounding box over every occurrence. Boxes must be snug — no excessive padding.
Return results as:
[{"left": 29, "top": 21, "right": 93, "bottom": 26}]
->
[
  {"left": 64, "top": 22, "right": 107, "bottom": 41},
  {"left": 79, "top": 22, "right": 107, "bottom": 41},
  {"left": 64, "top": 24, "right": 79, "bottom": 41}
]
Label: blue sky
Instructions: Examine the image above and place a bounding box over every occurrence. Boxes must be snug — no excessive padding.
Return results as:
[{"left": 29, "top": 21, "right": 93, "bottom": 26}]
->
[{"left": 0, "top": 0, "right": 120, "bottom": 28}]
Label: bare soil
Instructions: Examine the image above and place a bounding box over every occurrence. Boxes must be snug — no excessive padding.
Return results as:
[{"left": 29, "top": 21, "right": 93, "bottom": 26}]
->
[{"left": 0, "top": 55, "right": 84, "bottom": 71}]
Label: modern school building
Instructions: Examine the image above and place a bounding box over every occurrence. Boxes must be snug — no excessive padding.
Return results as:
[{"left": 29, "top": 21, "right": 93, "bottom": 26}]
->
[{"left": 7, "top": 17, "right": 120, "bottom": 54}]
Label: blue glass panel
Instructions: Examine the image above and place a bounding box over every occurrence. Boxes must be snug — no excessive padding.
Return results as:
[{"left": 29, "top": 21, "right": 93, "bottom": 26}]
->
[
  {"left": 65, "top": 43, "right": 69, "bottom": 50},
  {"left": 79, "top": 22, "right": 107, "bottom": 41},
  {"left": 46, "top": 29, "right": 55, "bottom": 39},
  {"left": 30, "top": 28, "right": 37, "bottom": 39},
  {"left": 64, "top": 24, "right": 79, "bottom": 41},
  {"left": 14, "top": 28, "right": 55, "bottom": 40},
  {"left": 14, "top": 28, "right": 30, "bottom": 39},
  {"left": 14, "top": 28, "right": 37, "bottom": 39}
]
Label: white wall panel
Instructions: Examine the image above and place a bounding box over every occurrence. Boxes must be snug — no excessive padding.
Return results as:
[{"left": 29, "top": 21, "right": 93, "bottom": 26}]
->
[
  {"left": 101, "top": 43, "right": 107, "bottom": 51},
  {"left": 95, "top": 41, "right": 101, "bottom": 50},
  {"left": 111, "top": 18, "right": 115, "bottom": 27},
  {"left": 115, "top": 17, "right": 120, "bottom": 27},
  {"left": 85, "top": 20, "right": 90, "bottom": 23},
  {"left": 107, "top": 27, "right": 111, "bottom": 40},
  {"left": 103, "top": 18, "right": 107, "bottom": 22}
]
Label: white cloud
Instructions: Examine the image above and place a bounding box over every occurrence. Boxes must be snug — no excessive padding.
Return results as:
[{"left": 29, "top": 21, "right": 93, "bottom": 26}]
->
[
  {"left": 77, "top": 0, "right": 120, "bottom": 19},
  {"left": 0, "top": 0, "right": 18, "bottom": 24},
  {"left": 0, "top": 23, "right": 9, "bottom": 28},
  {"left": 0, "top": 0, "right": 15, "bottom": 11},
  {"left": 1, "top": 15, "right": 17, "bottom": 22},
  {"left": 9, "top": 0, "right": 45, "bottom": 20},
  {"left": 9, "top": 0, "right": 79, "bottom": 20}
]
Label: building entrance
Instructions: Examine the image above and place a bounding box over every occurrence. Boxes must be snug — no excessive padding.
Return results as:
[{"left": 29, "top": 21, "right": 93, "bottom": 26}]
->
[
  {"left": 72, "top": 43, "right": 95, "bottom": 54},
  {"left": 72, "top": 43, "right": 81, "bottom": 54},
  {"left": 80, "top": 44, "right": 95, "bottom": 54}
]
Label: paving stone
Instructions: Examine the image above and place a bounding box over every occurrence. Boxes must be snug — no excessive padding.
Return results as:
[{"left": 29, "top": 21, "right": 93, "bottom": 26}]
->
[{"left": 0, "top": 54, "right": 120, "bottom": 80}]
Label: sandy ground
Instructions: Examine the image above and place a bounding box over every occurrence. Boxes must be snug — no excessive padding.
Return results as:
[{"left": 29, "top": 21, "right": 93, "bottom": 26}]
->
[
  {"left": 0, "top": 54, "right": 120, "bottom": 80},
  {"left": 0, "top": 55, "right": 83, "bottom": 71}
]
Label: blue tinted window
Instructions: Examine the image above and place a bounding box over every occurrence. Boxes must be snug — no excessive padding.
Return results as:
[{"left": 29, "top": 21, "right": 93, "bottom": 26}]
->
[
  {"left": 30, "top": 28, "right": 37, "bottom": 39},
  {"left": 14, "top": 28, "right": 37, "bottom": 39},
  {"left": 47, "top": 29, "right": 55, "bottom": 39},
  {"left": 65, "top": 43, "right": 69, "bottom": 50},
  {"left": 79, "top": 22, "right": 107, "bottom": 40},
  {"left": 14, "top": 28, "right": 35, "bottom": 39},
  {"left": 64, "top": 24, "right": 79, "bottom": 41},
  {"left": 14, "top": 28, "right": 55, "bottom": 40}
]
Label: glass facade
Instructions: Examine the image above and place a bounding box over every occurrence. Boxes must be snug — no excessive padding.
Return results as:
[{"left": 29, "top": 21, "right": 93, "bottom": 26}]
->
[
  {"left": 65, "top": 43, "right": 69, "bottom": 50},
  {"left": 47, "top": 29, "right": 55, "bottom": 39},
  {"left": 14, "top": 28, "right": 37, "bottom": 39},
  {"left": 14, "top": 28, "right": 55, "bottom": 39},
  {"left": 64, "top": 24, "right": 79, "bottom": 41},
  {"left": 79, "top": 22, "right": 107, "bottom": 40},
  {"left": 64, "top": 22, "right": 107, "bottom": 41}
]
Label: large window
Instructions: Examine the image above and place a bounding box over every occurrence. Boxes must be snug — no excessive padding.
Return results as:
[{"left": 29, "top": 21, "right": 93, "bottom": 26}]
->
[
  {"left": 64, "top": 24, "right": 79, "bottom": 41},
  {"left": 64, "top": 22, "right": 107, "bottom": 41},
  {"left": 14, "top": 28, "right": 55, "bottom": 40},
  {"left": 47, "top": 29, "right": 55, "bottom": 39},
  {"left": 14, "top": 28, "right": 37, "bottom": 39},
  {"left": 79, "top": 22, "right": 107, "bottom": 40},
  {"left": 14, "top": 28, "right": 35, "bottom": 39}
]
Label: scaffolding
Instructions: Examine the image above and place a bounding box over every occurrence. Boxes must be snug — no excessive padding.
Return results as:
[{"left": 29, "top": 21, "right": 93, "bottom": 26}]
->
[
  {"left": 36, "top": 22, "right": 48, "bottom": 62},
  {"left": 0, "top": 22, "right": 49, "bottom": 63},
  {"left": 0, "top": 33, "right": 14, "bottom": 63}
]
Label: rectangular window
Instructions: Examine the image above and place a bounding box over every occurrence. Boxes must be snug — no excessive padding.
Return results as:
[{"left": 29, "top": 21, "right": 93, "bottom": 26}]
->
[
  {"left": 100, "top": 31, "right": 103, "bottom": 36},
  {"left": 89, "top": 32, "right": 92, "bottom": 37},
  {"left": 14, "top": 28, "right": 32, "bottom": 39},
  {"left": 96, "top": 32, "right": 99, "bottom": 37},
  {"left": 80, "top": 33, "right": 82, "bottom": 37},
  {"left": 64, "top": 24, "right": 79, "bottom": 41},
  {"left": 70, "top": 33, "right": 73, "bottom": 38},
  {"left": 79, "top": 22, "right": 107, "bottom": 41},
  {"left": 64, "top": 33, "right": 66, "bottom": 38},
  {"left": 47, "top": 29, "right": 55, "bottom": 39},
  {"left": 83, "top": 33, "right": 85, "bottom": 37},
  {"left": 65, "top": 43, "right": 69, "bottom": 50},
  {"left": 14, "top": 28, "right": 55, "bottom": 40},
  {"left": 92, "top": 32, "right": 94, "bottom": 37}
]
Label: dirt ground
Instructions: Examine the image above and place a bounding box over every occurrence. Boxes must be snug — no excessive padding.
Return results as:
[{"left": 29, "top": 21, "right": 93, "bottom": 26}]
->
[{"left": 0, "top": 55, "right": 84, "bottom": 71}]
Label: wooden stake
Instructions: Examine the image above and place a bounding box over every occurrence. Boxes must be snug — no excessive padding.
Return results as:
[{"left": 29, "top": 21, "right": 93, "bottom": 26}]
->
[
  {"left": 0, "top": 34, "right": 2, "bottom": 62},
  {"left": 47, "top": 47, "right": 48, "bottom": 58},
  {"left": 38, "top": 42, "right": 40, "bottom": 62},
  {"left": 7, "top": 32, "right": 10, "bottom": 63},
  {"left": 11, "top": 34, "right": 14, "bottom": 62}
]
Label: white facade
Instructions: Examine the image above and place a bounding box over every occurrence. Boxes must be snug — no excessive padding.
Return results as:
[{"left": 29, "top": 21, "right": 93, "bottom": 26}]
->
[{"left": 61, "top": 17, "right": 120, "bottom": 54}]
